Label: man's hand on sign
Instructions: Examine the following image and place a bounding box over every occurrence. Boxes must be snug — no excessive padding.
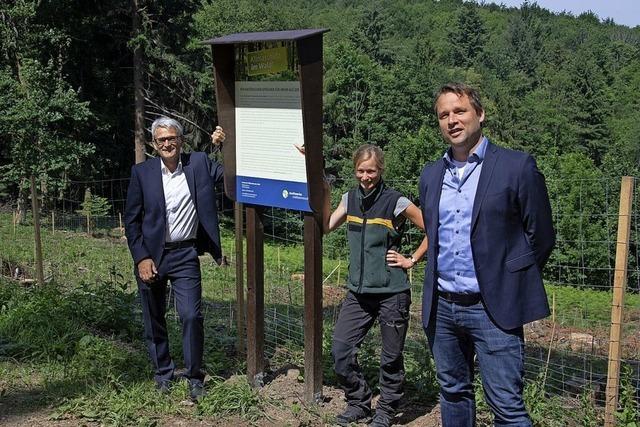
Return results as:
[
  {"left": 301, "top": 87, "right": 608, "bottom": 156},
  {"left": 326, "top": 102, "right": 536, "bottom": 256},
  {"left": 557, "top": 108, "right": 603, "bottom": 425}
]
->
[
  {"left": 294, "top": 144, "right": 305, "bottom": 155},
  {"left": 211, "top": 126, "right": 225, "bottom": 147}
]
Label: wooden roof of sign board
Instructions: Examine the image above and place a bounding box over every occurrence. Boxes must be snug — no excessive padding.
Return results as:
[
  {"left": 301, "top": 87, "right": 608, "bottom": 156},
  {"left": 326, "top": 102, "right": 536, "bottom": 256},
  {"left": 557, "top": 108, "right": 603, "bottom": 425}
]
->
[{"left": 203, "top": 29, "right": 328, "bottom": 45}]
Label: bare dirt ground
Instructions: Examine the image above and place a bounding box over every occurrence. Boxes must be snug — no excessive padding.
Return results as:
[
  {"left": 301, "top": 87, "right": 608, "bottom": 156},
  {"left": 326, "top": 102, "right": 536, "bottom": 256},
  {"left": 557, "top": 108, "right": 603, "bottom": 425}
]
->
[
  {"left": 254, "top": 367, "right": 441, "bottom": 427},
  {"left": 525, "top": 316, "right": 640, "bottom": 360}
]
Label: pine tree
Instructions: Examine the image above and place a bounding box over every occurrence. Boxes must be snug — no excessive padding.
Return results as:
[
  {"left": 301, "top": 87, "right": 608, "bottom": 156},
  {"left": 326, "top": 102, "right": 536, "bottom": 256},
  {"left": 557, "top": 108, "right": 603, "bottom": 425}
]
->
[{"left": 449, "top": 3, "right": 486, "bottom": 69}]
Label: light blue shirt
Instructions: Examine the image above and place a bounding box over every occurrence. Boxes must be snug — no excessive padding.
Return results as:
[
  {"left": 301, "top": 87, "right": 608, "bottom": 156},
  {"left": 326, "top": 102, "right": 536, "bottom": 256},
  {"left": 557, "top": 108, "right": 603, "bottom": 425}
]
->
[{"left": 436, "top": 137, "right": 488, "bottom": 294}]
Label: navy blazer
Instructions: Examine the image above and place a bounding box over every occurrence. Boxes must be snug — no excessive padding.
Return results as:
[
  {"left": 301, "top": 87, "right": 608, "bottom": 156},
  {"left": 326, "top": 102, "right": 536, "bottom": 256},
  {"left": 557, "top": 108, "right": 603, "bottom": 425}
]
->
[
  {"left": 124, "top": 152, "right": 224, "bottom": 267},
  {"left": 419, "top": 141, "right": 555, "bottom": 330}
]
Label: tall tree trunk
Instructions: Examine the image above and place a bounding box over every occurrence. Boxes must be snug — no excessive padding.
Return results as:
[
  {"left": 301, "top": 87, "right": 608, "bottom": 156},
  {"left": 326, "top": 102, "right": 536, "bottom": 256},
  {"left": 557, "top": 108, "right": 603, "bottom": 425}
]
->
[{"left": 132, "top": 0, "right": 146, "bottom": 164}]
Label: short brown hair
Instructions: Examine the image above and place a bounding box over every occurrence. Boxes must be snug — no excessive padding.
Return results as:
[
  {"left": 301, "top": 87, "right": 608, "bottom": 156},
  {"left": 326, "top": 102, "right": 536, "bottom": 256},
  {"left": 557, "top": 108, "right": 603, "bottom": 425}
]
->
[
  {"left": 353, "top": 144, "right": 384, "bottom": 172},
  {"left": 433, "top": 82, "right": 484, "bottom": 116}
]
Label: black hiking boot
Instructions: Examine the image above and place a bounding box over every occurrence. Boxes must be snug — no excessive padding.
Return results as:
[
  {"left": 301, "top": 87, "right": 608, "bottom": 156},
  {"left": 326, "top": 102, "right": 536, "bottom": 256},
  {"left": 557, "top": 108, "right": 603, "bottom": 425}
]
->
[
  {"left": 370, "top": 409, "right": 394, "bottom": 427},
  {"left": 335, "top": 405, "right": 371, "bottom": 426}
]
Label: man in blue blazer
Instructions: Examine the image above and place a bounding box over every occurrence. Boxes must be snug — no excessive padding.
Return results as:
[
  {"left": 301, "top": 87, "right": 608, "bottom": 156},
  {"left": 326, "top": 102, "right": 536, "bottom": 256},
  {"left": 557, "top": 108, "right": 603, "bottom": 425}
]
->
[
  {"left": 419, "top": 83, "right": 555, "bottom": 426},
  {"left": 124, "top": 117, "right": 226, "bottom": 400}
]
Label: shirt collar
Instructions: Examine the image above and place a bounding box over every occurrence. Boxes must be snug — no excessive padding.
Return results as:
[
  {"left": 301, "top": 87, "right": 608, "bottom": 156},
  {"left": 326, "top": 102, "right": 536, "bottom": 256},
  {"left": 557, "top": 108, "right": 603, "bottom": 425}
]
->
[
  {"left": 443, "top": 136, "right": 488, "bottom": 167},
  {"left": 160, "top": 159, "right": 183, "bottom": 176}
]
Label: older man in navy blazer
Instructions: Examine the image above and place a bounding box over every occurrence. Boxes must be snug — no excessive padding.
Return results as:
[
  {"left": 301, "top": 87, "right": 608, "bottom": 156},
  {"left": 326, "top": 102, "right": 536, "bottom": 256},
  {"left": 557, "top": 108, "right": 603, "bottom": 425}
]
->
[
  {"left": 419, "top": 83, "right": 555, "bottom": 426},
  {"left": 124, "top": 117, "right": 226, "bottom": 400}
]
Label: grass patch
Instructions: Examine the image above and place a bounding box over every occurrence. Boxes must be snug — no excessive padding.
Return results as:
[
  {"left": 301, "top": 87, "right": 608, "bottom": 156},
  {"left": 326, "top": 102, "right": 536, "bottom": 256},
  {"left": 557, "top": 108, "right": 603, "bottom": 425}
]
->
[
  {"left": 197, "top": 376, "right": 265, "bottom": 421},
  {"left": 546, "top": 284, "right": 640, "bottom": 330},
  {"left": 0, "top": 273, "right": 256, "bottom": 425},
  {"left": 0, "top": 277, "right": 140, "bottom": 360},
  {"left": 52, "top": 381, "right": 184, "bottom": 426},
  {"left": 1, "top": 212, "right": 638, "bottom": 424}
]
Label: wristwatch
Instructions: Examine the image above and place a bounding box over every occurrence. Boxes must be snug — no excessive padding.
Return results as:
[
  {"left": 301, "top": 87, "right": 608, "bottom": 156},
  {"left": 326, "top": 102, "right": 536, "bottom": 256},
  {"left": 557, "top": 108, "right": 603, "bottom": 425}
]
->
[{"left": 410, "top": 256, "right": 417, "bottom": 266}]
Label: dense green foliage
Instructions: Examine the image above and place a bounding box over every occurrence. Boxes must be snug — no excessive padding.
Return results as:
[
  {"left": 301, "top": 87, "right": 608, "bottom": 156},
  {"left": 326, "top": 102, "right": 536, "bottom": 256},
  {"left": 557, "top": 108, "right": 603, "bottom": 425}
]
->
[
  {"left": 0, "top": 278, "right": 138, "bottom": 360},
  {"left": 1, "top": 0, "right": 638, "bottom": 184},
  {"left": 1, "top": 0, "right": 638, "bottom": 289}
]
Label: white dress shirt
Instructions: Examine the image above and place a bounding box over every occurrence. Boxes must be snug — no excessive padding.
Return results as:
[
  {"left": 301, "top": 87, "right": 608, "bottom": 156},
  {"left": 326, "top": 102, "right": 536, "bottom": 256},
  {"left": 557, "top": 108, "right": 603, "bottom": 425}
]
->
[{"left": 161, "top": 160, "right": 198, "bottom": 243}]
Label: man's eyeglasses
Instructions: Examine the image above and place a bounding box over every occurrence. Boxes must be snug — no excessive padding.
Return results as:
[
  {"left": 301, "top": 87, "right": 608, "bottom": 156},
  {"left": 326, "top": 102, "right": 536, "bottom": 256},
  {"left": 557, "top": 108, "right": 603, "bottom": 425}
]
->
[{"left": 155, "top": 136, "right": 181, "bottom": 145}]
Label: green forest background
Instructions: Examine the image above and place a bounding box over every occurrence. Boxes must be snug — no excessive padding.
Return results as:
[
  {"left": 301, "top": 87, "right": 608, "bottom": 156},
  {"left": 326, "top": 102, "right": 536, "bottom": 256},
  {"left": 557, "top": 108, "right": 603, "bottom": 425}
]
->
[
  {"left": 2, "top": 0, "right": 639, "bottom": 186},
  {"left": 1, "top": 0, "right": 639, "bottom": 286},
  {"left": 0, "top": 2, "right": 639, "bottom": 423}
]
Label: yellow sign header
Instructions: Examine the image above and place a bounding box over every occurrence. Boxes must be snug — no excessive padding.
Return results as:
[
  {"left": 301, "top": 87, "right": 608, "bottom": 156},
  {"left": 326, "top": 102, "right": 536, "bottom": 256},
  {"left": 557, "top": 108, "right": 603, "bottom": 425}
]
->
[{"left": 246, "top": 47, "right": 289, "bottom": 76}]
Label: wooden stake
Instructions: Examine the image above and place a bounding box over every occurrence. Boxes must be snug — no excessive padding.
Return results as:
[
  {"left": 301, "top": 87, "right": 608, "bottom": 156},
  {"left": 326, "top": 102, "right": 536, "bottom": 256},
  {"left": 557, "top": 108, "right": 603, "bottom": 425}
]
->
[
  {"left": 234, "top": 202, "right": 245, "bottom": 358},
  {"left": 542, "top": 291, "right": 557, "bottom": 390},
  {"left": 333, "top": 262, "right": 342, "bottom": 324},
  {"left": 86, "top": 213, "right": 90, "bottom": 235},
  {"left": 277, "top": 246, "right": 281, "bottom": 274},
  {"left": 51, "top": 211, "right": 55, "bottom": 235},
  {"left": 604, "top": 176, "right": 634, "bottom": 427},
  {"left": 30, "top": 176, "right": 44, "bottom": 285},
  {"left": 303, "top": 212, "right": 323, "bottom": 403},
  {"left": 246, "top": 206, "right": 264, "bottom": 387},
  {"left": 118, "top": 212, "right": 123, "bottom": 236}
]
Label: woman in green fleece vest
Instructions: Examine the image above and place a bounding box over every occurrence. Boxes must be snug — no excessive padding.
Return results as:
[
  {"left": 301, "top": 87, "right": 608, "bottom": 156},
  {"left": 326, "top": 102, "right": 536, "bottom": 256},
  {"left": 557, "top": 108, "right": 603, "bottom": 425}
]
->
[{"left": 323, "top": 144, "right": 428, "bottom": 427}]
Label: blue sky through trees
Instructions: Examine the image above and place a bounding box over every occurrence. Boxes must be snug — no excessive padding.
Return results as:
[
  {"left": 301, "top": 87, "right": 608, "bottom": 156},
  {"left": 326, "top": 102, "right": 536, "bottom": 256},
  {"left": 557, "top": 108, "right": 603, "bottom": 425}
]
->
[{"left": 479, "top": 0, "right": 640, "bottom": 27}]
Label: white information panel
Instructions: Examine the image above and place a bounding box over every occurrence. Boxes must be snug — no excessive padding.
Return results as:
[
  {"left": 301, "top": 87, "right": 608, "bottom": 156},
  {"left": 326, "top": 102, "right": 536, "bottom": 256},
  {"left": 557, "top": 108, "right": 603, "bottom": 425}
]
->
[{"left": 235, "top": 81, "right": 310, "bottom": 211}]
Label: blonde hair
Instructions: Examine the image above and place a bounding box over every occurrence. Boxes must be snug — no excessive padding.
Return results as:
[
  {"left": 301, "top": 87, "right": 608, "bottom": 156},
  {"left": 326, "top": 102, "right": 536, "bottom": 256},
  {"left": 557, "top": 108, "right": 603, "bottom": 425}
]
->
[{"left": 353, "top": 144, "right": 384, "bottom": 172}]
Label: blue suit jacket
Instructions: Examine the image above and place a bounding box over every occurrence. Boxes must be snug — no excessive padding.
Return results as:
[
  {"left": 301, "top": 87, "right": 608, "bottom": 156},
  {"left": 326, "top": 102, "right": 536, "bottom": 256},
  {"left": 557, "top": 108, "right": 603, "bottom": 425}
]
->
[
  {"left": 419, "top": 141, "right": 555, "bottom": 330},
  {"left": 124, "top": 152, "right": 224, "bottom": 267}
]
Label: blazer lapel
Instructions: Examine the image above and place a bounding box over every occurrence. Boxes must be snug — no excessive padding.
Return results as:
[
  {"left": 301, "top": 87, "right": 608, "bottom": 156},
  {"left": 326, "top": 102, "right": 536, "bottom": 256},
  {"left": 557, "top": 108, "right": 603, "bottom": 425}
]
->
[
  {"left": 471, "top": 141, "right": 498, "bottom": 233},
  {"left": 427, "top": 160, "right": 446, "bottom": 240},
  {"left": 150, "top": 157, "right": 166, "bottom": 211},
  {"left": 181, "top": 153, "right": 197, "bottom": 207}
]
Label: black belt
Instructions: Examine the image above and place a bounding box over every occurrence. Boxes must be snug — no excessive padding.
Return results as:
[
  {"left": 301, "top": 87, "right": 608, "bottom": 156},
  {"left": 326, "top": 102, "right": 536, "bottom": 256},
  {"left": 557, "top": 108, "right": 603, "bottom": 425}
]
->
[
  {"left": 164, "top": 239, "right": 196, "bottom": 250},
  {"left": 438, "top": 291, "right": 481, "bottom": 305}
]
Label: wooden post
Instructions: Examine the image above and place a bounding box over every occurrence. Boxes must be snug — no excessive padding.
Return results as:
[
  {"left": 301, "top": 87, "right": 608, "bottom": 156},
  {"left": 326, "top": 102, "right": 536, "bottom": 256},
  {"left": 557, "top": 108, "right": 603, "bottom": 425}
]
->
[
  {"left": 235, "top": 202, "right": 246, "bottom": 357},
  {"left": 542, "top": 292, "right": 557, "bottom": 390},
  {"left": 604, "top": 176, "right": 634, "bottom": 427},
  {"left": 118, "top": 212, "right": 123, "bottom": 236},
  {"left": 51, "top": 211, "right": 55, "bottom": 235},
  {"left": 30, "top": 176, "right": 44, "bottom": 285},
  {"left": 246, "top": 206, "right": 264, "bottom": 387},
  {"left": 297, "top": 30, "right": 326, "bottom": 405},
  {"left": 86, "top": 213, "right": 90, "bottom": 235},
  {"left": 208, "top": 28, "right": 328, "bottom": 399},
  {"left": 304, "top": 212, "right": 323, "bottom": 403},
  {"left": 12, "top": 210, "right": 16, "bottom": 237}
]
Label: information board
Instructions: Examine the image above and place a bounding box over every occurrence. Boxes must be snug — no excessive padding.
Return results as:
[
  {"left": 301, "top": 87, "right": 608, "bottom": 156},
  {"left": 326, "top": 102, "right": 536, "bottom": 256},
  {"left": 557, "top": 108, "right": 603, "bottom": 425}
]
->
[{"left": 235, "top": 80, "right": 310, "bottom": 211}]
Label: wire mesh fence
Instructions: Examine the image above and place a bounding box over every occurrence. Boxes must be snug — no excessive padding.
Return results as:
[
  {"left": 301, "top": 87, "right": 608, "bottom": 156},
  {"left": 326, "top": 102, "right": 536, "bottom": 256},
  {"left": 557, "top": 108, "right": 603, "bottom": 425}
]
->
[{"left": 1, "top": 174, "right": 638, "bottom": 411}]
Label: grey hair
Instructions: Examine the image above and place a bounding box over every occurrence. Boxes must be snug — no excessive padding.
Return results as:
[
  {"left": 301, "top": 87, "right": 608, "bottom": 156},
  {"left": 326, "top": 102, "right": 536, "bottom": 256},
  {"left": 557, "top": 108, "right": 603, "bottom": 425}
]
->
[{"left": 151, "top": 116, "right": 183, "bottom": 138}]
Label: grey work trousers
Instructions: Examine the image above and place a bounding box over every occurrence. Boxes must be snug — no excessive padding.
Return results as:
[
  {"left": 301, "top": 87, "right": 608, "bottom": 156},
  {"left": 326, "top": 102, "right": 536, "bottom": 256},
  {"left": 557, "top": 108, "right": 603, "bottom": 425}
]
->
[{"left": 331, "top": 289, "right": 411, "bottom": 415}]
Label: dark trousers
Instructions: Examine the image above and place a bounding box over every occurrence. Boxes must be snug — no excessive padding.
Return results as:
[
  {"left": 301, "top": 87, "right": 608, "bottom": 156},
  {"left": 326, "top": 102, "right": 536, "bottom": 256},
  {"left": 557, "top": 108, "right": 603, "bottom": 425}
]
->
[
  {"left": 136, "top": 246, "right": 204, "bottom": 384},
  {"left": 331, "top": 290, "right": 411, "bottom": 414}
]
